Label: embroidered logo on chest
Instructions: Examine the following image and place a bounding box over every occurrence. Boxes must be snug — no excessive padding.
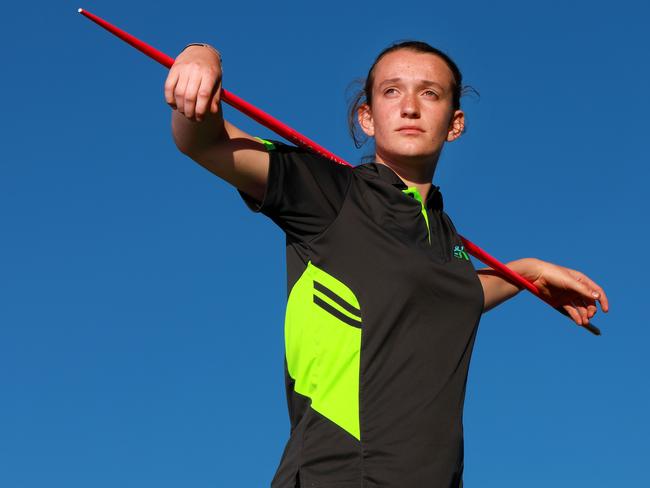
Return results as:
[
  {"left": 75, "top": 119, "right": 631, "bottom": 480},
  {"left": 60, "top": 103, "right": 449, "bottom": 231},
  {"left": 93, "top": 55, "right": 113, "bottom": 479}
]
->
[{"left": 453, "top": 245, "right": 470, "bottom": 261}]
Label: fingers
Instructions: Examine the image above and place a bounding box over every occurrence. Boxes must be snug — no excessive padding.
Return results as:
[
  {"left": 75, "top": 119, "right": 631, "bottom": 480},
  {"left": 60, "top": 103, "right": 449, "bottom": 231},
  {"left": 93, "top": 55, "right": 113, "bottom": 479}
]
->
[
  {"left": 173, "top": 66, "right": 220, "bottom": 121},
  {"left": 567, "top": 269, "right": 609, "bottom": 313},
  {"left": 589, "top": 280, "right": 609, "bottom": 313},
  {"left": 523, "top": 259, "right": 609, "bottom": 330},
  {"left": 559, "top": 269, "right": 606, "bottom": 328},
  {"left": 164, "top": 46, "right": 222, "bottom": 122},
  {"left": 571, "top": 301, "right": 588, "bottom": 325},
  {"left": 164, "top": 67, "right": 179, "bottom": 109},
  {"left": 563, "top": 303, "right": 584, "bottom": 326},
  {"left": 586, "top": 302, "right": 598, "bottom": 318},
  {"left": 564, "top": 299, "right": 593, "bottom": 327},
  {"left": 194, "top": 73, "right": 218, "bottom": 121},
  {"left": 174, "top": 71, "right": 190, "bottom": 115},
  {"left": 577, "top": 300, "right": 590, "bottom": 325},
  {"left": 183, "top": 66, "right": 202, "bottom": 120},
  {"left": 579, "top": 296, "right": 598, "bottom": 320}
]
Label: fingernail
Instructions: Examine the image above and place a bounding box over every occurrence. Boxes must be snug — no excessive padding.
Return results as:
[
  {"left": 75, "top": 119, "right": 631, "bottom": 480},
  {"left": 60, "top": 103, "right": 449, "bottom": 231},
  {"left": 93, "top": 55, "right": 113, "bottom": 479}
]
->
[{"left": 592, "top": 292, "right": 600, "bottom": 298}]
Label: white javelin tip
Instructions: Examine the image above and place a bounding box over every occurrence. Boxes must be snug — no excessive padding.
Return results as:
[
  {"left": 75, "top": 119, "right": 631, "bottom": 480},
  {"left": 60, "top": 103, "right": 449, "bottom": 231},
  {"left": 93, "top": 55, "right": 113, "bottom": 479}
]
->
[{"left": 78, "top": 8, "right": 83, "bottom": 13}]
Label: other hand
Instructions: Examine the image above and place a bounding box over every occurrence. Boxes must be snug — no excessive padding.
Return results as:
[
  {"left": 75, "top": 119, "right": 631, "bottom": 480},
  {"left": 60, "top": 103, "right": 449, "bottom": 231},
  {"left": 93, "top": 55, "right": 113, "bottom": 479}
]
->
[{"left": 514, "top": 258, "right": 609, "bottom": 327}]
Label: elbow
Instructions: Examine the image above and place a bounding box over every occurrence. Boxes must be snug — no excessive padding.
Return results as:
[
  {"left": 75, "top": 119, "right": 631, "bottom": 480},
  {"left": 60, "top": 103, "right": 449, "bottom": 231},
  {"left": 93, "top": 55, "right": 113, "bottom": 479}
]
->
[
  {"left": 172, "top": 135, "right": 196, "bottom": 158},
  {"left": 170, "top": 111, "right": 226, "bottom": 158}
]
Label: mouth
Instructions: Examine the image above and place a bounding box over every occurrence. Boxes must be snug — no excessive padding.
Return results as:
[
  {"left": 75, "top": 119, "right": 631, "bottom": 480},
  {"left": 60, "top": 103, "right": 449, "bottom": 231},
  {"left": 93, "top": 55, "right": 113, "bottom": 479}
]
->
[{"left": 396, "top": 126, "right": 425, "bottom": 134}]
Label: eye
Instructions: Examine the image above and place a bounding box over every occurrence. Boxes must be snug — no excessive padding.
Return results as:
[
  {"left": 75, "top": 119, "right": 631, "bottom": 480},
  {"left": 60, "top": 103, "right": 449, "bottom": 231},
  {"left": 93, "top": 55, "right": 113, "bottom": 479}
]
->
[
  {"left": 423, "top": 89, "right": 439, "bottom": 98},
  {"left": 383, "top": 87, "right": 399, "bottom": 96}
]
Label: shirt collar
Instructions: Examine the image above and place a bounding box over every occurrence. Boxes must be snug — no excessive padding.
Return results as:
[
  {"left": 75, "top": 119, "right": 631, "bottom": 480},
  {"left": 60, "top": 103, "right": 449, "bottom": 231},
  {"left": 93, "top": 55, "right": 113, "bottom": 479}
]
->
[{"left": 356, "top": 162, "right": 444, "bottom": 211}]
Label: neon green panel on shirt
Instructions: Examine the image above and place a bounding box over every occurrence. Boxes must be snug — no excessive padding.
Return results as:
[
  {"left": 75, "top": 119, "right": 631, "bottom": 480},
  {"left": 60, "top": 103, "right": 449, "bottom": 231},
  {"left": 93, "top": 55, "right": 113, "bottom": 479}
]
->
[{"left": 285, "top": 261, "right": 362, "bottom": 440}]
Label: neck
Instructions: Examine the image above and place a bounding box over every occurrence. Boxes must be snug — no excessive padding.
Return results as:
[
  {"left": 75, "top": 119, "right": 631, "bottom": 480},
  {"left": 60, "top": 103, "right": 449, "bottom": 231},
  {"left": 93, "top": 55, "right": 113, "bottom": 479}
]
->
[{"left": 374, "top": 151, "right": 440, "bottom": 200}]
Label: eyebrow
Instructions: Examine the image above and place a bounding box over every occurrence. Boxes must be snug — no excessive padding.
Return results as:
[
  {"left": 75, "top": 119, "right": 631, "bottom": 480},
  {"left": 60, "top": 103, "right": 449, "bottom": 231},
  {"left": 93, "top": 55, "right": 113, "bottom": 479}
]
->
[{"left": 378, "top": 77, "right": 446, "bottom": 92}]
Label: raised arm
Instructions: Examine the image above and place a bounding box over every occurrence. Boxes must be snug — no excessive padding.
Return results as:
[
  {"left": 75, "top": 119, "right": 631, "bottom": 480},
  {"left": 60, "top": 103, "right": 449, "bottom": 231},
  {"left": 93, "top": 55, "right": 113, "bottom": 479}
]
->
[{"left": 165, "top": 44, "right": 269, "bottom": 203}]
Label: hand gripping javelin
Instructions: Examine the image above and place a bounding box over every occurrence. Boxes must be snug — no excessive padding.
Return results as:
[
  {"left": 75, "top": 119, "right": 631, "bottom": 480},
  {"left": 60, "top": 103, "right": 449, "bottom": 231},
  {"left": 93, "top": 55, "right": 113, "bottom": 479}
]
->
[{"left": 78, "top": 8, "right": 601, "bottom": 336}]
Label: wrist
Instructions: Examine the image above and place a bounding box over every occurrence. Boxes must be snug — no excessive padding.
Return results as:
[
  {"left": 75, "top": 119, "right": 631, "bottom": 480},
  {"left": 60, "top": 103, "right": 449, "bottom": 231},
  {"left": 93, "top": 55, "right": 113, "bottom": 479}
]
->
[
  {"left": 181, "top": 43, "right": 222, "bottom": 64},
  {"left": 507, "top": 258, "right": 543, "bottom": 284}
]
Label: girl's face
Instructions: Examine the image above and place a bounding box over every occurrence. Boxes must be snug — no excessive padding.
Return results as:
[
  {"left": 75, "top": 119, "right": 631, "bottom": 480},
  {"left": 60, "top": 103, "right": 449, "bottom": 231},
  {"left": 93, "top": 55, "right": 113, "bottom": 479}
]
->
[{"left": 359, "top": 49, "right": 465, "bottom": 168}]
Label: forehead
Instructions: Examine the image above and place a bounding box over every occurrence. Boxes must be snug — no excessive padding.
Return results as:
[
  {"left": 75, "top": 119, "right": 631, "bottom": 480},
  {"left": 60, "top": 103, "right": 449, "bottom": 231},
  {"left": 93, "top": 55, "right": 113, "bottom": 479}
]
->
[{"left": 372, "top": 50, "right": 455, "bottom": 89}]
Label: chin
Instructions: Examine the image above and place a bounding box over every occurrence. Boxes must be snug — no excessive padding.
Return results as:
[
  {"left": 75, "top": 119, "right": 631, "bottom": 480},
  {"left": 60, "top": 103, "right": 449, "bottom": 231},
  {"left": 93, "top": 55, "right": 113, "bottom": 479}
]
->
[{"left": 383, "top": 142, "right": 438, "bottom": 162}]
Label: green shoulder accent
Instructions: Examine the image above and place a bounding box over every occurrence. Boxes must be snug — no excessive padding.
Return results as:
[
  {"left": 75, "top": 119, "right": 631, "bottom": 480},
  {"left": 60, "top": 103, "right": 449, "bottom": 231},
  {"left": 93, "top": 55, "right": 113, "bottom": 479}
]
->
[
  {"left": 403, "top": 187, "right": 431, "bottom": 244},
  {"left": 285, "top": 262, "right": 362, "bottom": 440},
  {"left": 254, "top": 137, "right": 276, "bottom": 151}
]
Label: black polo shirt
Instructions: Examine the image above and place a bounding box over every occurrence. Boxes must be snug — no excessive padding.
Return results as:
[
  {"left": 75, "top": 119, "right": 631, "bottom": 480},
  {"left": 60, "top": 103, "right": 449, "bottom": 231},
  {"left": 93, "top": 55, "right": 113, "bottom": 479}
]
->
[{"left": 240, "top": 141, "right": 484, "bottom": 488}]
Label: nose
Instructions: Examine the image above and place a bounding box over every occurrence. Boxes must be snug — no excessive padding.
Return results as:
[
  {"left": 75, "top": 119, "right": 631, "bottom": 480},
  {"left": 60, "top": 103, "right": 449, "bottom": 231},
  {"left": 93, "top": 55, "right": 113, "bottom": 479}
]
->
[{"left": 401, "top": 92, "right": 420, "bottom": 118}]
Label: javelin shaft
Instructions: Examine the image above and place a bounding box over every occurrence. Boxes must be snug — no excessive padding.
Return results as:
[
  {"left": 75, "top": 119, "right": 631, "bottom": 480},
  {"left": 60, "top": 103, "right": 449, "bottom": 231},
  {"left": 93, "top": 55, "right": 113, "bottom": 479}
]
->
[
  {"left": 78, "top": 9, "right": 348, "bottom": 166},
  {"left": 78, "top": 8, "right": 599, "bottom": 335}
]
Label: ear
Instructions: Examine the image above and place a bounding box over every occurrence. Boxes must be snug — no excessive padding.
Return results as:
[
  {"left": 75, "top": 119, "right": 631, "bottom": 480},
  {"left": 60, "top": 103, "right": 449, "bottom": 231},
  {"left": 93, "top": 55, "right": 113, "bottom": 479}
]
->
[
  {"left": 358, "top": 103, "right": 375, "bottom": 137},
  {"left": 446, "top": 109, "right": 465, "bottom": 142}
]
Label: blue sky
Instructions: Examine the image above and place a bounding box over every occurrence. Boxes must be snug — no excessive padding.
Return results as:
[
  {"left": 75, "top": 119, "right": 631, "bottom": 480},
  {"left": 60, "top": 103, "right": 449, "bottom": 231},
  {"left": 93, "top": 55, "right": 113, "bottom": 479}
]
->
[{"left": 1, "top": 1, "right": 648, "bottom": 486}]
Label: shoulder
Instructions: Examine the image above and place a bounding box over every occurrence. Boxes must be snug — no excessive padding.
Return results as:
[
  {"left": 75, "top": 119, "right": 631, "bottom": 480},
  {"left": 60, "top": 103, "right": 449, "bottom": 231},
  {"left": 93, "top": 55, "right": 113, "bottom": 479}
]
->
[
  {"left": 265, "top": 139, "right": 352, "bottom": 172},
  {"left": 262, "top": 139, "right": 354, "bottom": 198},
  {"left": 243, "top": 139, "right": 354, "bottom": 240}
]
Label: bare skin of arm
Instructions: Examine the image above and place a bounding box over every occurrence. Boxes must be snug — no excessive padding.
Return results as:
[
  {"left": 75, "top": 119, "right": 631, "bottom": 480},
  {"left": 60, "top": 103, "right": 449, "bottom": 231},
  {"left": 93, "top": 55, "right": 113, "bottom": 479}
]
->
[
  {"left": 166, "top": 45, "right": 269, "bottom": 203},
  {"left": 478, "top": 258, "right": 609, "bottom": 326}
]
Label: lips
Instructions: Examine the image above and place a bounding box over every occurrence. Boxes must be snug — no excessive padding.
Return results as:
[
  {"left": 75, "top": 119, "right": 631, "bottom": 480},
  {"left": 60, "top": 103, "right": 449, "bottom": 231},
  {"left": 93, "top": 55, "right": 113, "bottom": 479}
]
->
[{"left": 396, "top": 126, "right": 425, "bottom": 134}]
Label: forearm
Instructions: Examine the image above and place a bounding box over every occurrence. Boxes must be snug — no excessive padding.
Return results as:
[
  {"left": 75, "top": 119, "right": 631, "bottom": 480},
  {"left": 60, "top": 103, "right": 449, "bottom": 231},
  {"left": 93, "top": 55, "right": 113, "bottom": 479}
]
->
[
  {"left": 478, "top": 258, "right": 540, "bottom": 312},
  {"left": 171, "top": 108, "right": 227, "bottom": 156}
]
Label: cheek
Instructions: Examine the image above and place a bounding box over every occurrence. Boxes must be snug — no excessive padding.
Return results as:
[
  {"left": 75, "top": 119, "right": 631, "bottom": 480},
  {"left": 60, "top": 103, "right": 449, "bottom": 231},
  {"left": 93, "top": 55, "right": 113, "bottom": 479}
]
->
[
  {"left": 374, "top": 123, "right": 395, "bottom": 148},
  {"left": 424, "top": 111, "right": 451, "bottom": 138},
  {"left": 370, "top": 106, "right": 395, "bottom": 137}
]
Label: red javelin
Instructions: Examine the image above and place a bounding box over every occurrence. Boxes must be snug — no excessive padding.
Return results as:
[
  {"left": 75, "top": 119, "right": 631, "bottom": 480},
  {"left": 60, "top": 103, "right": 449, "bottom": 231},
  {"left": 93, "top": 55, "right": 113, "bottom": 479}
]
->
[{"left": 77, "top": 8, "right": 600, "bottom": 336}]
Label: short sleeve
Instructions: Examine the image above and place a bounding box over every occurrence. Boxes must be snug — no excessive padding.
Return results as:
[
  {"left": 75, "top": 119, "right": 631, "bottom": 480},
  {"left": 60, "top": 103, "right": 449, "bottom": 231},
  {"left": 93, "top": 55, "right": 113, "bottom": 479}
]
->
[{"left": 238, "top": 140, "right": 352, "bottom": 242}]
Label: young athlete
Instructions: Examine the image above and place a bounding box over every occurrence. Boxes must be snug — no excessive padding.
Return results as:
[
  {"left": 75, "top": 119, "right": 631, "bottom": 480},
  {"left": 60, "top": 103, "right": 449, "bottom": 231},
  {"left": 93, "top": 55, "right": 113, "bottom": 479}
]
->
[{"left": 165, "top": 41, "right": 609, "bottom": 488}]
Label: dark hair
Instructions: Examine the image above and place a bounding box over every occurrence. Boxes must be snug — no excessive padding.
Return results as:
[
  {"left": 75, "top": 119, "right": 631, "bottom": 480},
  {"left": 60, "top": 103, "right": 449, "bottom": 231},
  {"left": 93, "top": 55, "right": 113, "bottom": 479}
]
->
[{"left": 348, "top": 41, "right": 479, "bottom": 148}]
